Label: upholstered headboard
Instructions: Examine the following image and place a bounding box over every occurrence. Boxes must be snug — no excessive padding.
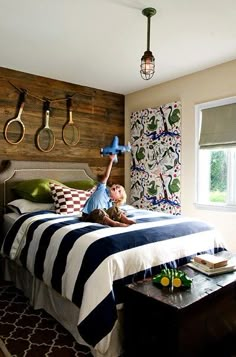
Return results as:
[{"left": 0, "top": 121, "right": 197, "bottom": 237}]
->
[{"left": 0, "top": 160, "right": 97, "bottom": 212}]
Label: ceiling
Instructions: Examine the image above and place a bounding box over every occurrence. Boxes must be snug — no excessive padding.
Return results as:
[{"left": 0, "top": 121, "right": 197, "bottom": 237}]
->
[{"left": 1, "top": 0, "right": 236, "bottom": 95}]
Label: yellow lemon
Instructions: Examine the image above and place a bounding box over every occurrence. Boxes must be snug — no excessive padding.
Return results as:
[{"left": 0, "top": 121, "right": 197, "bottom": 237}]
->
[
  {"left": 173, "top": 277, "right": 182, "bottom": 288},
  {"left": 160, "top": 276, "right": 170, "bottom": 287}
]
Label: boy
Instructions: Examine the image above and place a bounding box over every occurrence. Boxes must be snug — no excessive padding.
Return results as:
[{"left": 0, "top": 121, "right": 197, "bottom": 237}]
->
[{"left": 82, "top": 155, "right": 135, "bottom": 227}]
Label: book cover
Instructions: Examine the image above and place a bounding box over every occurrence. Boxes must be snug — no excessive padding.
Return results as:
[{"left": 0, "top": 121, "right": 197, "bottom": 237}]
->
[{"left": 193, "top": 253, "right": 228, "bottom": 269}]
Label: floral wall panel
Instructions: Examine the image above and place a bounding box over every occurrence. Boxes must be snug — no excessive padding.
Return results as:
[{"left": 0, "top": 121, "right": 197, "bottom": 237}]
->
[{"left": 130, "top": 101, "right": 181, "bottom": 215}]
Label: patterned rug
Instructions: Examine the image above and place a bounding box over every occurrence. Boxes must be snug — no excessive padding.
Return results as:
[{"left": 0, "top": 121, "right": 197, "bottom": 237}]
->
[{"left": 0, "top": 281, "right": 93, "bottom": 357}]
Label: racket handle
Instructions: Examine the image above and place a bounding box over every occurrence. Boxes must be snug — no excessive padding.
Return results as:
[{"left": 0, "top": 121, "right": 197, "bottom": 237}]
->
[{"left": 67, "top": 97, "right": 72, "bottom": 110}]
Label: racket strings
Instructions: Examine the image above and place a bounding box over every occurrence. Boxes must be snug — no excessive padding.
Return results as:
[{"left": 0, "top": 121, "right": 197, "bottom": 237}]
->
[
  {"left": 4, "top": 121, "right": 25, "bottom": 144},
  {"left": 63, "top": 124, "right": 80, "bottom": 146},
  {"left": 37, "top": 128, "right": 55, "bottom": 152}
]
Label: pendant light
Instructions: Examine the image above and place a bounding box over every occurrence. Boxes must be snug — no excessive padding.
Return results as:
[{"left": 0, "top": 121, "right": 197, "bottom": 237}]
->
[{"left": 140, "top": 7, "right": 157, "bottom": 80}]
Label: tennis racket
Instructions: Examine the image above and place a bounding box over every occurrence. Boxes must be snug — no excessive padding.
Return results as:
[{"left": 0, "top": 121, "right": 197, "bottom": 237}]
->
[
  {"left": 4, "top": 91, "right": 26, "bottom": 145},
  {"left": 36, "top": 101, "right": 55, "bottom": 152},
  {"left": 62, "top": 97, "right": 80, "bottom": 146}
]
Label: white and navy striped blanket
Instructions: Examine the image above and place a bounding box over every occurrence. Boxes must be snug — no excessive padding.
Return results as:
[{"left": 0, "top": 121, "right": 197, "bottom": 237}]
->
[{"left": 0, "top": 206, "right": 226, "bottom": 354}]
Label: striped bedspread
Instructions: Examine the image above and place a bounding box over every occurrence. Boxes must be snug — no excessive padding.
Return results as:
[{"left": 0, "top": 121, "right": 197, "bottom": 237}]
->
[{"left": 0, "top": 206, "right": 226, "bottom": 355}]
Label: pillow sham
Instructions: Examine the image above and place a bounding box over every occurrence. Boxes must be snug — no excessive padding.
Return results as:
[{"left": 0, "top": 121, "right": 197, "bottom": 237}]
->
[
  {"left": 49, "top": 183, "right": 92, "bottom": 214},
  {"left": 12, "top": 178, "right": 62, "bottom": 203},
  {"left": 7, "top": 199, "right": 54, "bottom": 214},
  {"left": 64, "top": 179, "right": 97, "bottom": 191}
]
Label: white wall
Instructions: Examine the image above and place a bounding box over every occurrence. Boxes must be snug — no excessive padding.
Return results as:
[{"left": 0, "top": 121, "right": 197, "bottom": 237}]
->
[{"left": 125, "top": 60, "right": 236, "bottom": 252}]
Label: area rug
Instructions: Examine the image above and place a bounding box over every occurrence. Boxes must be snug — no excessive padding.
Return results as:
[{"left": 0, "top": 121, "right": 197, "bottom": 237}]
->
[{"left": 0, "top": 281, "right": 93, "bottom": 357}]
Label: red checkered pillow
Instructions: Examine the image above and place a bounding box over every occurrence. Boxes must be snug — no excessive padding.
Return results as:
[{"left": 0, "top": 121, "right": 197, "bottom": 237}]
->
[{"left": 49, "top": 183, "right": 92, "bottom": 214}]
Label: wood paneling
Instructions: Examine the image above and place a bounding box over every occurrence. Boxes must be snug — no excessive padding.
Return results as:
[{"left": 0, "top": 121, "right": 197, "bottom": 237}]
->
[{"left": 0, "top": 67, "right": 125, "bottom": 185}]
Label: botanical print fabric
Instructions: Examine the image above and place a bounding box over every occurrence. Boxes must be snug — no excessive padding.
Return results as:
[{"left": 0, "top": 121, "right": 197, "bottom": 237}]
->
[{"left": 130, "top": 101, "right": 181, "bottom": 215}]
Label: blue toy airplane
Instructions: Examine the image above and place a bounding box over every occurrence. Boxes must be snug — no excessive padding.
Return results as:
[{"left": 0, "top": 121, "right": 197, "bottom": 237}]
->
[{"left": 100, "top": 136, "right": 131, "bottom": 163}]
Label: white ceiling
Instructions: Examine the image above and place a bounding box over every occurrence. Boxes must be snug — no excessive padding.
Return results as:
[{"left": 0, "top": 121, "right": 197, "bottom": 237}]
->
[{"left": 1, "top": 0, "right": 236, "bottom": 95}]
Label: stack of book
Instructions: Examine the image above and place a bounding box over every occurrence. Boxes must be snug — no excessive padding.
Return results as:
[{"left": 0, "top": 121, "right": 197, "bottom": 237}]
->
[{"left": 188, "top": 253, "right": 236, "bottom": 276}]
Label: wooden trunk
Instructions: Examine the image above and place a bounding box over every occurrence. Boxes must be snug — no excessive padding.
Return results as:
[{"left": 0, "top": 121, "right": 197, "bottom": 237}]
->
[{"left": 124, "top": 264, "right": 236, "bottom": 356}]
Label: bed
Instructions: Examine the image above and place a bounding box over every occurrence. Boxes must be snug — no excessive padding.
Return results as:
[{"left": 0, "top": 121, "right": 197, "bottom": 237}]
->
[{"left": 0, "top": 160, "right": 227, "bottom": 357}]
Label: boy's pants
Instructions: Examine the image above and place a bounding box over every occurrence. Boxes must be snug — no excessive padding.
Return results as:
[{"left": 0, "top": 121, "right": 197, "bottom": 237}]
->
[{"left": 82, "top": 206, "right": 122, "bottom": 225}]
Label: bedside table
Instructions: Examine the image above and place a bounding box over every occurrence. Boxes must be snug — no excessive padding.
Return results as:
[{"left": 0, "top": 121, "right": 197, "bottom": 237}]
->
[{"left": 124, "top": 264, "right": 236, "bottom": 357}]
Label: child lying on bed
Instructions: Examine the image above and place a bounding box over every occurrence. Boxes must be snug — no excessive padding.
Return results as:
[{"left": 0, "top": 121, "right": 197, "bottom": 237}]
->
[{"left": 81, "top": 155, "right": 136, "bottom": 227}]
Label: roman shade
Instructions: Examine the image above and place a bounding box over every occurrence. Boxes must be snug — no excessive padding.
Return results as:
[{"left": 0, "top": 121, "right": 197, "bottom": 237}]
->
[{"left": 199, "top": 103, "right": 236, "bottom": 149}]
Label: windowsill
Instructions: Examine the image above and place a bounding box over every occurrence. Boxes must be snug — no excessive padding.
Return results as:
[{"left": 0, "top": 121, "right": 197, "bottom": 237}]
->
[{"left": 194, "top": 202, "right": 236, "bottom": 212}]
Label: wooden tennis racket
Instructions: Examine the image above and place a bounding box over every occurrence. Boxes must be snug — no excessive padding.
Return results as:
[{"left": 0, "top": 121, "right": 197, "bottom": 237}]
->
[
  {"left": 62, "top": 97, "right": 80, "bottom": 146},
  {"left": 4, "top": 91, "right": 26, "bottom": 145},
  {"left": 36, "top": 100, "right": 55, "bottom": 152}
]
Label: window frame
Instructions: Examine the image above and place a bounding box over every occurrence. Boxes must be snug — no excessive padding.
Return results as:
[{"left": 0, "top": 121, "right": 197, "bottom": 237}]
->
[{"left": 195, "top": 96, "right": 236, "bottom": 212}]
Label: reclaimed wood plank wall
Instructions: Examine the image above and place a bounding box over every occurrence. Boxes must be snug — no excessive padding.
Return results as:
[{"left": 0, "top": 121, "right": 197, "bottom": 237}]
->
[{"left": 0, "top": 67, "right": 125, "bottom": 185}]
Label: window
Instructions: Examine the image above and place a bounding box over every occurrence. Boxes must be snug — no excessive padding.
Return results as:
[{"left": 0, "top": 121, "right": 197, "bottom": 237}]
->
[{"left": 195, "top": 97, "right": 236, "bottom": 211}]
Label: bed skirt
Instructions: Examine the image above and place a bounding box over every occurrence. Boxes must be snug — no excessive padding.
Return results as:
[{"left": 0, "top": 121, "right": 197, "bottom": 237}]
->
[{"left": 2, "top": 258, "right": 124, "bottom": 357}]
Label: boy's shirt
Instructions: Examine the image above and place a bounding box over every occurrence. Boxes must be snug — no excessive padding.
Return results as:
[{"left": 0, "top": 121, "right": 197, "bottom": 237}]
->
[{"left": 82, "top": 182, "right": 113, "bottom": 214}]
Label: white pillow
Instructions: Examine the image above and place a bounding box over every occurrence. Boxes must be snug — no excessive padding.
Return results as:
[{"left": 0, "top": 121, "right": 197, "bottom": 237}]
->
[{"left": 7, "top": 199, "right": 54, "bottom": 214}]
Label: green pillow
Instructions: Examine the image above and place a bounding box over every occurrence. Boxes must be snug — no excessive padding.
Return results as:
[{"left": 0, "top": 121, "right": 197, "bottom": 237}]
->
[
  {"left": 64, "top": 179, "right": 97, "bottom": 191},
  {"left": 12, "top": 178, "right": 63, "bottom": 203}
]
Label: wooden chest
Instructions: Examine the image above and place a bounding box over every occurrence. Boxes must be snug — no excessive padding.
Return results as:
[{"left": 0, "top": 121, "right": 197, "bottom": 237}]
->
[{"left": 124, "top": 265, "right": 236, "bottom": 356}]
